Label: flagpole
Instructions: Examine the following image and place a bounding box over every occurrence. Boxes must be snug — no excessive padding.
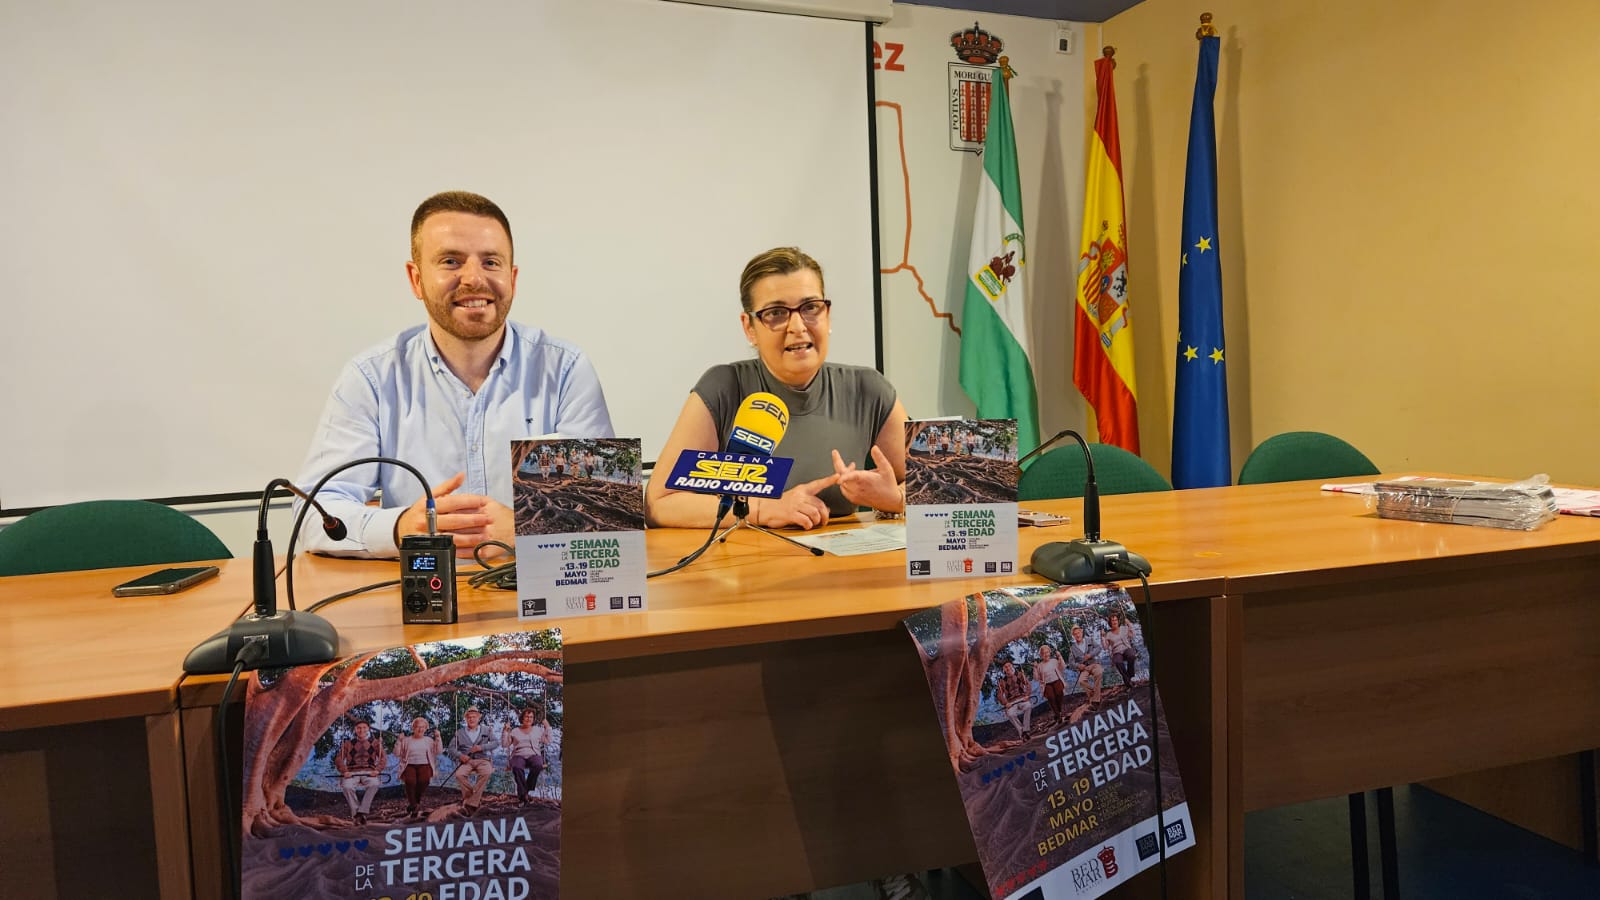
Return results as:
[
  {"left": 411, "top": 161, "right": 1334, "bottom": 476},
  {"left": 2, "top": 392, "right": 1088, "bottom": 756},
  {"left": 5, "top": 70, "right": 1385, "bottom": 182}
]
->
[
  {"left": 1070, "top": 37, "right": 1141, "bottom": 454},
  {"left": 1171, "top": 12, "right": 1231, "bottom": 489}
]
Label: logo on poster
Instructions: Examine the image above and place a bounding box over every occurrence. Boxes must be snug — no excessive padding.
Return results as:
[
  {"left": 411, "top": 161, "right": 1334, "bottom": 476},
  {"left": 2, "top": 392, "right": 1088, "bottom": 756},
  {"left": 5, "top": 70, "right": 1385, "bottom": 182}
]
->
[
  {"left": 585, "top": 594, "right": 596, "bottom": 611},
  {"left": 1164, "top": 820, "right": 1188, "bottom": 846},
  {"left": 1069, "top": 855, "right": 1104, "bottom": 893}
]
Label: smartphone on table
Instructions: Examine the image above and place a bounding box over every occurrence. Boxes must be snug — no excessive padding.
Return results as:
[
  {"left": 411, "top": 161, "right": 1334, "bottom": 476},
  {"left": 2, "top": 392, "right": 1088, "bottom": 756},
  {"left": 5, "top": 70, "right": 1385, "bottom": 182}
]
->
[{"left": 112, "top": 565, "right": 221, "bottom": 597}]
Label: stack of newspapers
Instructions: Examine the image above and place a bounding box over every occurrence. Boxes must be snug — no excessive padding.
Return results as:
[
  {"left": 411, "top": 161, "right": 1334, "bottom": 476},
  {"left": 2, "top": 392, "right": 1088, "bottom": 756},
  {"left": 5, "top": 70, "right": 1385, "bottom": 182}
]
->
[{"left": 1371, "top": 476, "right": 1559, "bottom": 530}]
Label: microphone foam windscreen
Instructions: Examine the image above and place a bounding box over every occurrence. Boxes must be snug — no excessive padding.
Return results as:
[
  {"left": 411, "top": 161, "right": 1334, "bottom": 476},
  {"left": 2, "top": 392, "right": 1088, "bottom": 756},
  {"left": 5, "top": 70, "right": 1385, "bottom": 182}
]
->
[{"left": 728, "top": 392, "right": 790, "bottom": 455}]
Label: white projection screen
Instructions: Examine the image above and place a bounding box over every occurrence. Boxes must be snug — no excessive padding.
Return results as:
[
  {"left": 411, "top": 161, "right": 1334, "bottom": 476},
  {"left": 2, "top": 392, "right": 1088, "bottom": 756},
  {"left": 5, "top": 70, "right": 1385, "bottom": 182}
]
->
[{"left": 0, "top": 0, "right": 877, "bottom": 509}]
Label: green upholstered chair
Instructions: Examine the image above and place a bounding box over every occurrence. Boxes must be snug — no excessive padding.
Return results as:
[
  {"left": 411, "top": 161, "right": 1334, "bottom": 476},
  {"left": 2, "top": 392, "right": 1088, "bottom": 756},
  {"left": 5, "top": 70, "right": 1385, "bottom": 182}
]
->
[
  {"left": 1018, "top": 443, "right": 1172, "bottom": 501},
  {"left": 1237, "top": 431, "right": 1378, "bottom": 484},
  {"left": 0, "top": 499, "right": 231, "bottom": 576}
]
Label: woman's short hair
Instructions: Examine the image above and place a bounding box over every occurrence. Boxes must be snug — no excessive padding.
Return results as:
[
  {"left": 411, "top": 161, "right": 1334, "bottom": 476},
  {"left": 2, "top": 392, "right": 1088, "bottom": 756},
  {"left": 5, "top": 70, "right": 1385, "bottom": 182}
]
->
[{"left": 738, "top": 247, "right": 824, "bottom": 313}]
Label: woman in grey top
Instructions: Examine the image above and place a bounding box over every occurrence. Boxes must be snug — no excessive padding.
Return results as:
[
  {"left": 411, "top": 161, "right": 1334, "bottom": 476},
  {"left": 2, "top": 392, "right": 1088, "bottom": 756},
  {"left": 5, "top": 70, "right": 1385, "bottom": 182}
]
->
[{"left": 646, "top": 247, "right": 908, "bottom": 529}]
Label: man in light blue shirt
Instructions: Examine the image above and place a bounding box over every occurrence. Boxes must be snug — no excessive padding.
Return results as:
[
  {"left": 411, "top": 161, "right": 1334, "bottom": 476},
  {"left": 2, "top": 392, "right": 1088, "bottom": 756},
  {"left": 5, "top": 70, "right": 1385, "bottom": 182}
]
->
[{"left": 296, "top": 191, "right": 613, "bottom": 558}]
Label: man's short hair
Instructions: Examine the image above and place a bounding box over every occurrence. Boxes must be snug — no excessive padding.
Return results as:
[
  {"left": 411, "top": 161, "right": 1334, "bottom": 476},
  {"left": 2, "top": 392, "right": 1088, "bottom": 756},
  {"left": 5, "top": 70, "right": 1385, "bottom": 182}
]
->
[
  {"left": 410, "top": 191, "right": 513, "bottom": 262},
  {"left": 738, "top": 247, "right": 824, "bottom": 313}
]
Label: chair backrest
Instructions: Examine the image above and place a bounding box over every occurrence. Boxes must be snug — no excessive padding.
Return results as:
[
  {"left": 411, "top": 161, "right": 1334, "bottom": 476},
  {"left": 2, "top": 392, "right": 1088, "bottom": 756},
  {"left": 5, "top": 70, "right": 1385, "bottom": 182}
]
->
[
  {"left": 0, "top": 499, "right": 232, "bottom": 576},
  {"left": 1018, "top": 443, "right": 1173, "bottom": 501},
  {"left": 1237, "top": 431, "right": 1379, "bottom": 485}
]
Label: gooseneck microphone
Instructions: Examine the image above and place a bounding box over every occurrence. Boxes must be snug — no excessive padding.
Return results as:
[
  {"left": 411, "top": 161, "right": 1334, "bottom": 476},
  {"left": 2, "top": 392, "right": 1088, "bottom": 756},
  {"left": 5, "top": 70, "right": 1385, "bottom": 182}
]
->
[
  {"left": 276, "top": 479, "right": 348, "bottom": 540},
  {"left": 183, "top": 477, "right": 347, "bottom": 674},
  {"left": 1023, "top": 429, "right": 1153, "bottom": 584},
  {"left": 183, "top": 457, "right": 440, "bottom": 674},
  {"left": 259, "top": 478, "right": 345, "bottom": 615}
]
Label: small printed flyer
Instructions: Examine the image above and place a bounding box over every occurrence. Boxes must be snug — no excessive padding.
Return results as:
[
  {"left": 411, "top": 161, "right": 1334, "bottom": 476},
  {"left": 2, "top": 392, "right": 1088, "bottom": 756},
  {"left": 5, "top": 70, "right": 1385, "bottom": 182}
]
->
[
  {"left": 510, "top": 438, "right": 646, "bottom": 620},
  {"left": 904, "top": 418, "right": 1020, "bottom": 580},
  {"left": 903, "top": 584, "right": 1194, "bottom": 900},
  {"left": 239, "top": 629, "right": 564, "bottom": 900}
]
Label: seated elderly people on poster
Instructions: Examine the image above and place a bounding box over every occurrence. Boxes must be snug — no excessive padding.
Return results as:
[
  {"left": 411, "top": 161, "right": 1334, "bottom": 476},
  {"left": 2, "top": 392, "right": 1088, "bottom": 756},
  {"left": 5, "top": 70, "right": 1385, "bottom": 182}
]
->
[
  {"left": 645, "top": 247, "right": 907, "bottom": 530},
  {"left": 296, "top": 191, "right": 614, "bottom": 558}
]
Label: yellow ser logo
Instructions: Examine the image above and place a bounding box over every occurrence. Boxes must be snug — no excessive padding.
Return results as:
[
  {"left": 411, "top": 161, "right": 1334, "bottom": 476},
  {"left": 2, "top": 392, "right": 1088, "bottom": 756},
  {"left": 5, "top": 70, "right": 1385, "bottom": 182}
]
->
[{"left": 690, "top": 460, "right": 770, "bottom": 483}]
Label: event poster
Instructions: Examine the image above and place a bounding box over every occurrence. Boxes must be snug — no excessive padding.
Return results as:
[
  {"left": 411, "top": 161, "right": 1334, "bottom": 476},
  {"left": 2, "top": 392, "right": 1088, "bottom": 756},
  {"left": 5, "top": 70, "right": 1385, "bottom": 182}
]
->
[
  {"left": 903, "top": 585, "right": 1193, "bottom": 900},
  {"left": 904, "top": 418, "right": 1020, "bottom": 580},
  {"left": 240, "top": 629, "right": 564, "bottom": 900},
  {"left": 510, "top": 438, "right": 647, "bottom": 620}
]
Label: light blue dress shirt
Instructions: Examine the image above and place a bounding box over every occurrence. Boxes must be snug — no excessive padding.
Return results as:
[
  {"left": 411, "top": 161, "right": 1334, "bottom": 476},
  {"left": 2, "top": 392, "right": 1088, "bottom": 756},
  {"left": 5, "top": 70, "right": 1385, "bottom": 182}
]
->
[{"left": 295, "top": 321, "right": 614, "bottom": 557}]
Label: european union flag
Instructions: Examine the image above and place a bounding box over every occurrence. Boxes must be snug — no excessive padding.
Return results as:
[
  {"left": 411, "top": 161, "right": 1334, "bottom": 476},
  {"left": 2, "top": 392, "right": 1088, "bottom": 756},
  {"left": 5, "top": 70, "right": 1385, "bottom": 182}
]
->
[{"left": 1171, "top": 32, "right": 1231, "bottom": 489}]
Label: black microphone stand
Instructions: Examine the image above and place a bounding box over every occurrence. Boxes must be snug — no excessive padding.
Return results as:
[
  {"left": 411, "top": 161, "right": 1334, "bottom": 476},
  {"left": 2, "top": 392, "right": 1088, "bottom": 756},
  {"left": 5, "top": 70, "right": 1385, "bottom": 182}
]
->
[
  {"left": 1024, "top": 429, "right": 1152, "bottom": 584},
  {"left": 711, "top": 495, "right": 823, "bottom": 556},
  {"left": 183, "top": 457, "right": 441, "bottom": 675},
  {"left": 182, "top": 479, "right": 342, "bottom": 675}
]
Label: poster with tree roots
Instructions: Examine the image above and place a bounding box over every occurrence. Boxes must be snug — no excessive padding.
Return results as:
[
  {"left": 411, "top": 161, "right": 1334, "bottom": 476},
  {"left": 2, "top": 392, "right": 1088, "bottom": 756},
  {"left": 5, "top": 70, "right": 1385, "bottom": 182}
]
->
[{"left": 904, "top": 584, "right": 1194, "bottom": 899}]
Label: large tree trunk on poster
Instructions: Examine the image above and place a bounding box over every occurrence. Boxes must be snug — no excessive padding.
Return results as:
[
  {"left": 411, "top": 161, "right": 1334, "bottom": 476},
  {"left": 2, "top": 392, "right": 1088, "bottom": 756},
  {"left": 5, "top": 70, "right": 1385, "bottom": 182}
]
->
[
  {"left": 240, "top": 650, "right": 563, "bottom": 835},
  {"left": 926, "top": 589, "right": 1076, "bottom": 772}
]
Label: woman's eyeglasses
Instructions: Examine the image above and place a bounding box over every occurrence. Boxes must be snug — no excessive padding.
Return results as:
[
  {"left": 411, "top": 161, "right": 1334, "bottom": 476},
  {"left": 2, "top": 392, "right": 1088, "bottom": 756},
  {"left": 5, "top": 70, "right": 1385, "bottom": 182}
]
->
[{"left": 750, "top": 298, "right": 831, "bottom": 330}]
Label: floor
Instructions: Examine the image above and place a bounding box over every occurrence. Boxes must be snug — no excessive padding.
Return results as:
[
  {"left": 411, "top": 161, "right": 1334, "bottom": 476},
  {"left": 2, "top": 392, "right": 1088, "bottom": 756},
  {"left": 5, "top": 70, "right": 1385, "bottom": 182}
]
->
[
  {"left": 797, "top": 784, "right": 1600, "bottom": 899},
  {"left": 1244, "top": 784, "right": 1600, "bottom": 900}
]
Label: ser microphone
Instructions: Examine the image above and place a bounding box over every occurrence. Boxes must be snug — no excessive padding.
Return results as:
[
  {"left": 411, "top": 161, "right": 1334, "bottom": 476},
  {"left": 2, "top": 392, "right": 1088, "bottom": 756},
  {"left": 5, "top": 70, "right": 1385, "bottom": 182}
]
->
[
  {"left": 1023, "top": 429, "right": 1152, "bottom": 584},
  {"left": 715, "top": 391, "right": 792, "bottom": 520}
]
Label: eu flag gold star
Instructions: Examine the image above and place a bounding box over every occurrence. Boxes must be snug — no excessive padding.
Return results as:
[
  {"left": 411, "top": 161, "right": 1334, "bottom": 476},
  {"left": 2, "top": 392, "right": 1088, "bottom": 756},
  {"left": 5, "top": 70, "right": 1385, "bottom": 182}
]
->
[
  {"left": 1183, "top": 345, "right": 1198, "bottom": 361},
  {"left": 1210, "top": 347, "right": 1224, "bottom": 364},
  {"left": 1195, "top": 236, "right": 1213, "bottom": 252},
  {"left": 1181, "top": 252, "right": 1188, "bottom": 266}
]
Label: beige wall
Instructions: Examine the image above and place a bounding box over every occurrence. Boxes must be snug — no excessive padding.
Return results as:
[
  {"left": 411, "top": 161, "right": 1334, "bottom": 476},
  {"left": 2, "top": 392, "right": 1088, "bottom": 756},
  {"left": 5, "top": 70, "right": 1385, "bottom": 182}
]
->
[{"left": 1099, "top": 0, "right": 1600, "bottom": 484}]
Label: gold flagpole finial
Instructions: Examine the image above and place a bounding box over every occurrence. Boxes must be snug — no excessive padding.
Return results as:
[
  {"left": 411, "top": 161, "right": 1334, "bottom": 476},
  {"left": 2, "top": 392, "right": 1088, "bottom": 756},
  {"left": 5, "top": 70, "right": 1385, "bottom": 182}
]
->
[
  {"left": 1102, "top": 46, "right": 1116, "bottom": 68},
  {"left": 1196, "top": 12, "right": 1218, "bottom": 39},
  {"left": 998, "top": 54, "right": 1017, "bottom": 85}
]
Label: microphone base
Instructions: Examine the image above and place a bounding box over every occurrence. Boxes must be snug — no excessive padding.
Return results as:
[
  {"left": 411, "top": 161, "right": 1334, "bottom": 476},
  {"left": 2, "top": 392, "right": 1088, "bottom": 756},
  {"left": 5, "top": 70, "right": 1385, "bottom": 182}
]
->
[
  {"left": 183, "top": 610, "right": 340, "bottom": 675},
  {"left": 1031, "top": 539, "right": 1152, "bottom": 585}
]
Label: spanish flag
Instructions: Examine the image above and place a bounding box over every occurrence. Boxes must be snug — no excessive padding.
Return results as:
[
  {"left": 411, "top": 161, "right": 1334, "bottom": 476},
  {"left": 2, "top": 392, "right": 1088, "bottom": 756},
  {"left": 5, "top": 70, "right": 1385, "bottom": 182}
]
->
[{"left": 1071, "top": 49, "right": 1140, "bottom": 454}]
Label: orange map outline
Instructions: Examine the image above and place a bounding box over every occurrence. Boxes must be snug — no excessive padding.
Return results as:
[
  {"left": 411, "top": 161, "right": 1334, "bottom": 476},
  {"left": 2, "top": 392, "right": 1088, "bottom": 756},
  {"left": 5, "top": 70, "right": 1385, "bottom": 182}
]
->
[{"left": 877, "top": 100, "right": 961, "bottom": 336}]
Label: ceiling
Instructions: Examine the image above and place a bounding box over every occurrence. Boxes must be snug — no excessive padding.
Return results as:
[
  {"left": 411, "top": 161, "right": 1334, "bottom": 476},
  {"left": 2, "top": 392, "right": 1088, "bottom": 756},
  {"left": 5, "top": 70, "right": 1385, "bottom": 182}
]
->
[{"left": 897, "top": 0, "right": 1144, "bottom": 24}]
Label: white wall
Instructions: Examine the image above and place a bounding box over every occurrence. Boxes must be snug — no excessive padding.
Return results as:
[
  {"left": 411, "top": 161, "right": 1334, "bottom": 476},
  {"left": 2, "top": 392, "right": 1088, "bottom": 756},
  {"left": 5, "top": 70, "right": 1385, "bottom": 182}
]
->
[{"left": 873, "top": 5, "right": 1089, "bottom": 436}]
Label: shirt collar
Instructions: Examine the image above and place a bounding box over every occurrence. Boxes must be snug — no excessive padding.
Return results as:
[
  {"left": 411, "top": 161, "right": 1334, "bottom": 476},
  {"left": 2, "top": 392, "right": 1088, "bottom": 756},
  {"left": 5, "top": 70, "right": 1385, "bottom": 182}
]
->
[{"left": 423, "top": 323, "right": 516, "bottom": 376}]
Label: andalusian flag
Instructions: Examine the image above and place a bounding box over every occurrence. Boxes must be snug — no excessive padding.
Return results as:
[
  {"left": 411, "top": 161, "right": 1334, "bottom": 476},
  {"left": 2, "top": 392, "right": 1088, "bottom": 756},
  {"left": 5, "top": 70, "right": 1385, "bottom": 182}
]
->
[
  {"left": 1072, "top": 49, "right": 1140, "bottom": 453},
  {"left": 959, "top": 68, "right": 1040, "bottom": 458},
  {"left": 1172, "top": 29, "right": 1232, "bottom": 488}
]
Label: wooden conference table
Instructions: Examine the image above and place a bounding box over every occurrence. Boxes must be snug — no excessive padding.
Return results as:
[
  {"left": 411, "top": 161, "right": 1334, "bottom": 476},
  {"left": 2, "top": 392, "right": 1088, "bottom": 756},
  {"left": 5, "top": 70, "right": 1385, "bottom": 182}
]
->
[
  {"left": 0, "top": 558, "right": 257, "bottom": 899},
  {"left": 5, "top": 477, "right": 1599, "bottom": 899}
]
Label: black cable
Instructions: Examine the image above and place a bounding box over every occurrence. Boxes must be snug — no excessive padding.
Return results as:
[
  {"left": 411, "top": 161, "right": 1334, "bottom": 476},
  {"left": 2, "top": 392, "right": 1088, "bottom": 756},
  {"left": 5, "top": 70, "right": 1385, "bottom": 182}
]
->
[
  {"left": 285, "top": 456, "right": 436, "bottom": 610},
  {"left": 1109, "top": 557, "right": 1169, "bottom": 898},
  {"left": 303, "top": 579, "right": 402, "bottom": 614},
  {"left": 218, "top": 640, "right": 269, "bottom": 900},
  {"left": 647, "top": 515, "right": 722, "bottom": 578},
  {"left": 467, "top": 540, "right": 518, "bottom": 590}
]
